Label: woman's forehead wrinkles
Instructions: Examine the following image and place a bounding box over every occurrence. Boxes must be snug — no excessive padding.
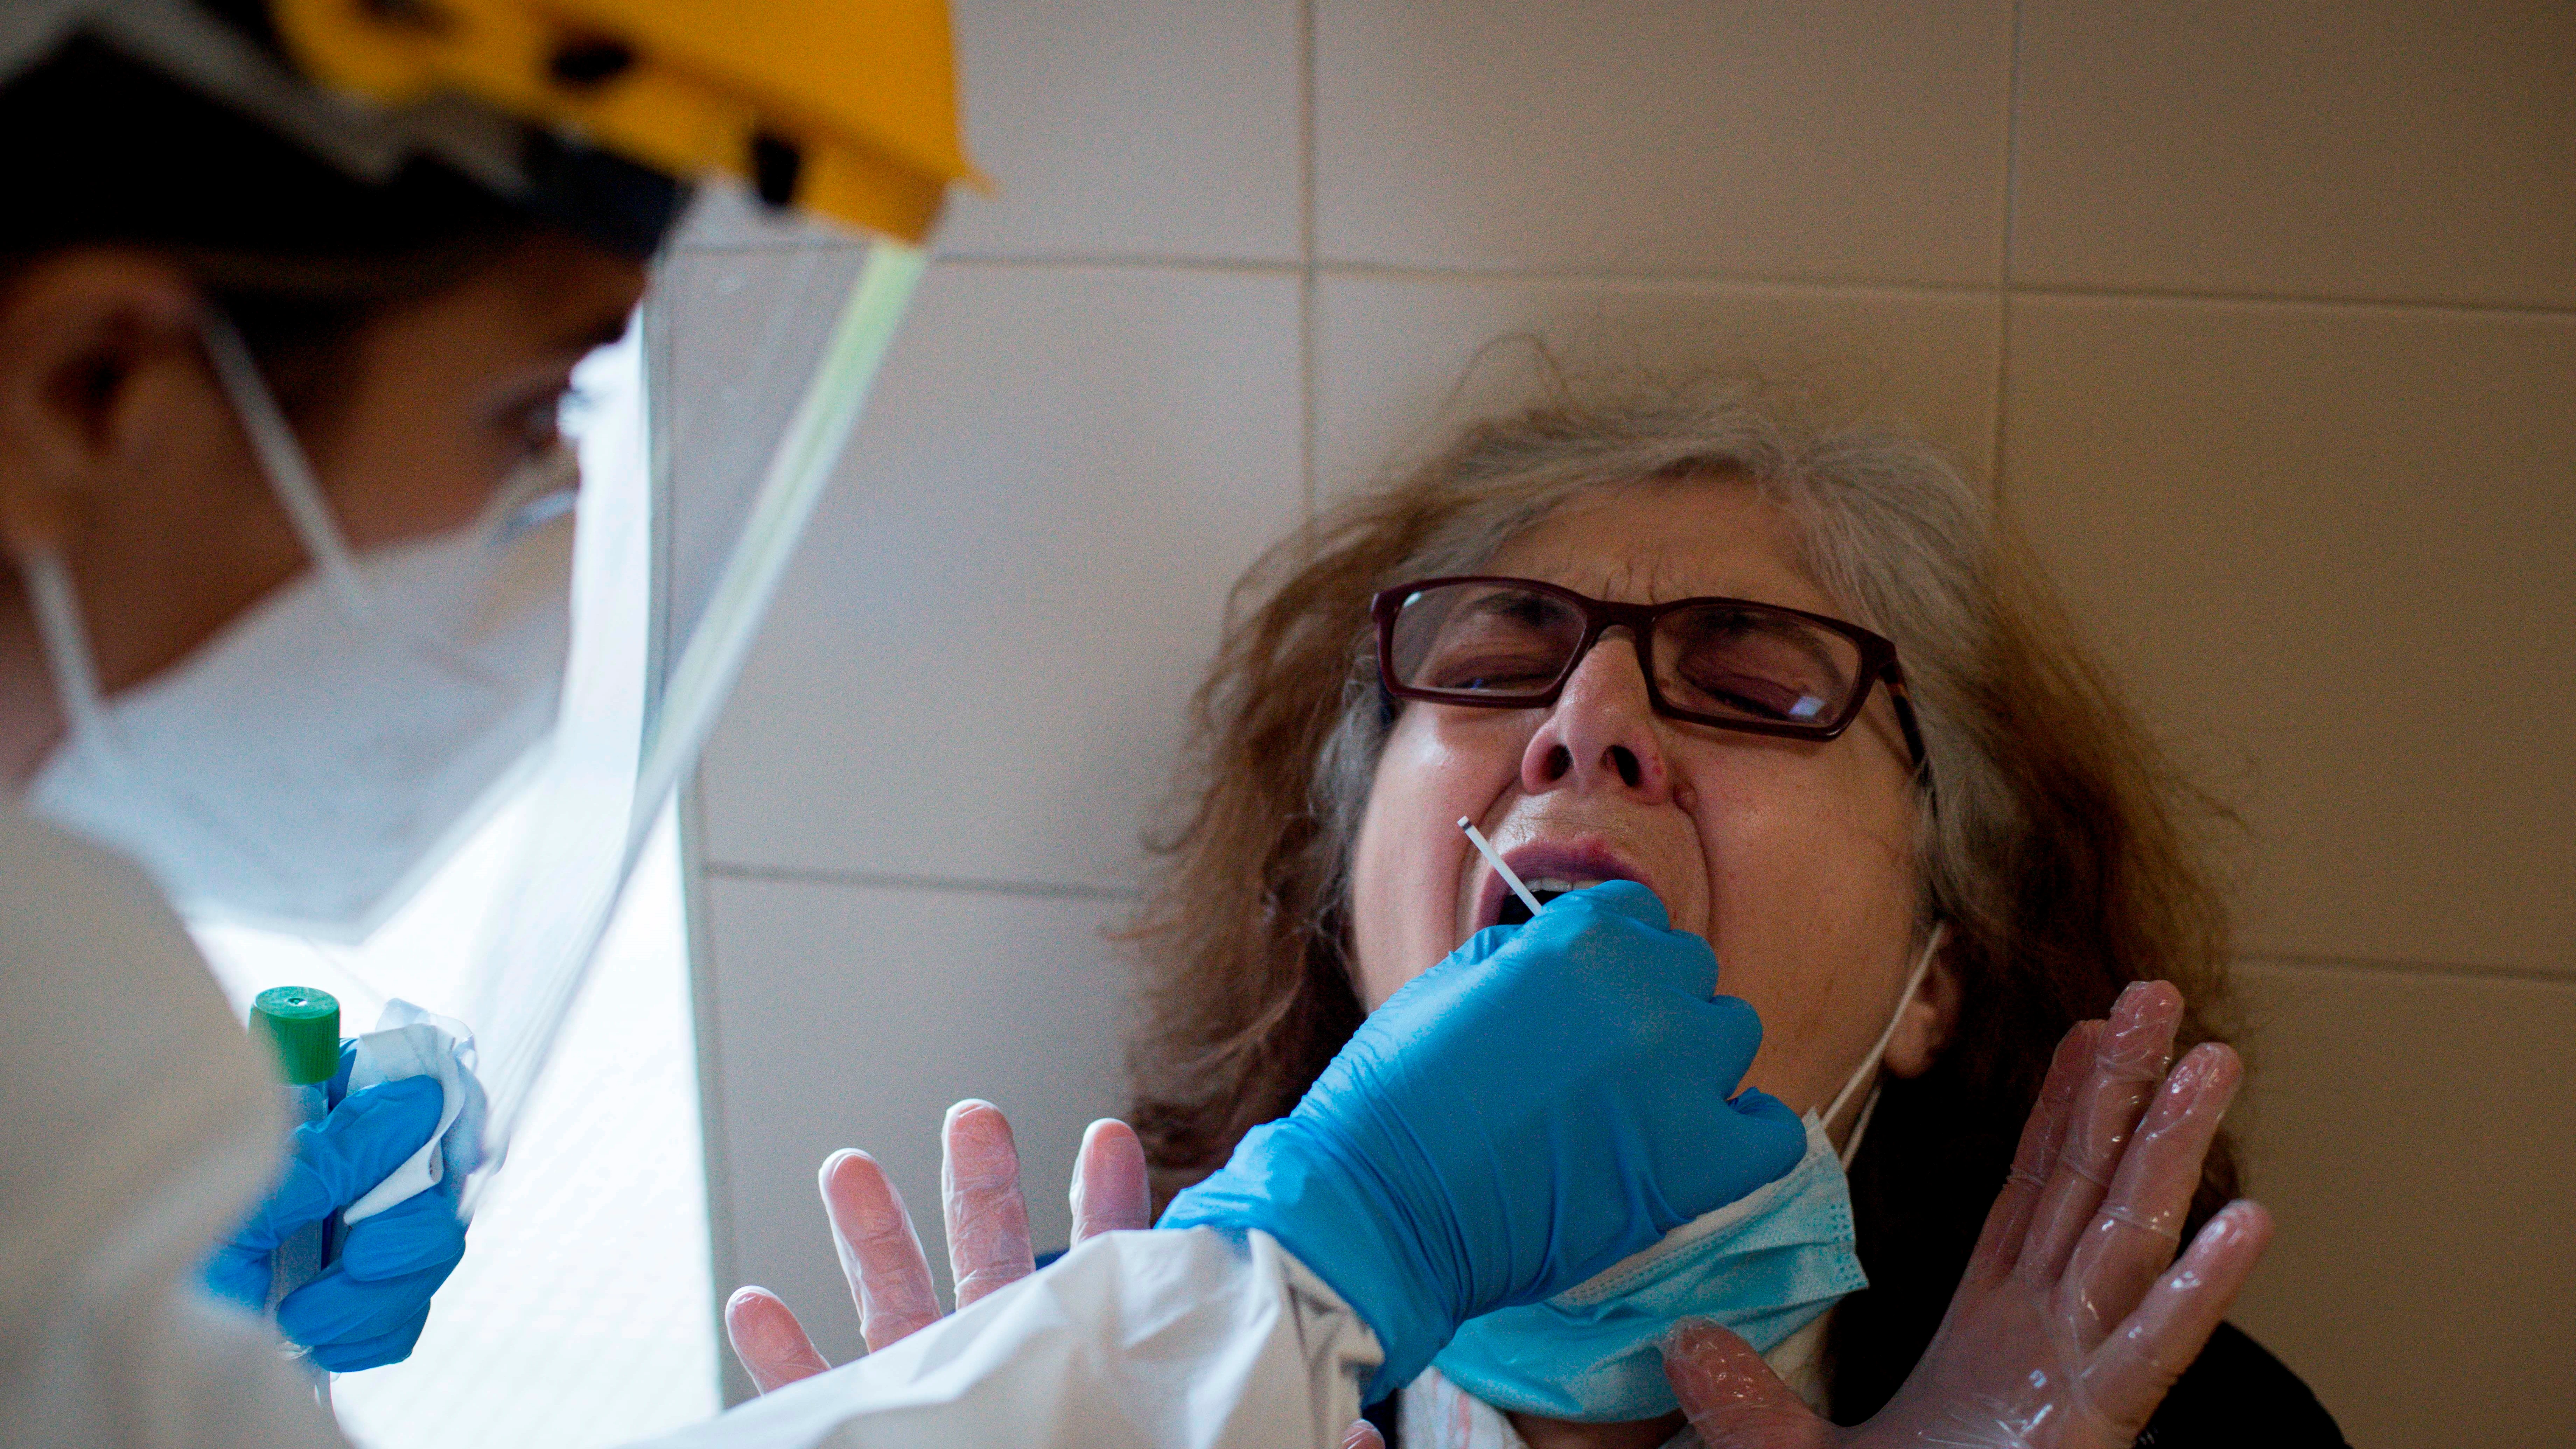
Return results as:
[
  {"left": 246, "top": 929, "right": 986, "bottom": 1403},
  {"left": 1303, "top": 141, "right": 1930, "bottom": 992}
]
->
[
  {"left": 1486, "top": 538, "right": 1783, "bottom": 607},
  {"left": 1486, "top": 483, "right": 1840, "bottom": 614}
]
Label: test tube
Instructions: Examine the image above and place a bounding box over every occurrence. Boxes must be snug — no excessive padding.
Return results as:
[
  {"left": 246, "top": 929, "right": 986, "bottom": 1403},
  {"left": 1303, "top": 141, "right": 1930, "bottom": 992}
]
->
[{"left": 249, "top": 987, "right": 338, "bottom": 1317}]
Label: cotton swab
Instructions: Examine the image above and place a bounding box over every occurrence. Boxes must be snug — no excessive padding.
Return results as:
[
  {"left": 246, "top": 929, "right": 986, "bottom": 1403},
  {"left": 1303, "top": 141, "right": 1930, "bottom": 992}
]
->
[{"left": 1458, "top": 817, "right": 1545, "bottom": 919}]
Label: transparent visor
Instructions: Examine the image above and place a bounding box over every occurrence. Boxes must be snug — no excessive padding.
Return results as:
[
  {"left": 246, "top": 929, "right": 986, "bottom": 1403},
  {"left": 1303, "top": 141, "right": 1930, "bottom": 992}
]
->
[{"left": 189, "top": 187, "right": 926, "bottom": 1205}]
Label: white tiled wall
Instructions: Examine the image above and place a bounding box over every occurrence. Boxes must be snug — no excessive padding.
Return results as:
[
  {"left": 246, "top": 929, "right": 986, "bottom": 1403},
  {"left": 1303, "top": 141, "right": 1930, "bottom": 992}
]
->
[
  {"left": 2011, "top": 1, "right": 2576, "bottom": 308},
  {"left": 696, "top": 264, "right": 1303, "bottom": 890},
  {"left": 697, "top": 876, "right": 1133, "bottom": 1370},
  {"left": 2226, "top": 961, "right": 2576, "bottom": 1447},
  {"left": 938, "top": 0, "right": 1301, "bottom": 261},
  {"left": 1312, "top": 274, "right": 2003, "bottom": 493},
  {"left": 2002, "top": 297, "right": 2576, "bottom": 978},
  {"left": 682, "top": 0, "right": 2576, "bottom": 1434},
  {"left": 1312, "top": 1, "right": 2015, "bottom": 285}
]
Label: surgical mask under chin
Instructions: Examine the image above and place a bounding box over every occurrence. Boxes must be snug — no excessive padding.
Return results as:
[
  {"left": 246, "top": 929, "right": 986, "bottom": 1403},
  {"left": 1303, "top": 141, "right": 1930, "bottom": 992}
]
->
[
  {"left": 19, "top": 310, "right": 576, "bottom": 939},
  {"left": 1431, "top": 924, "right": 1947, "bottom": 1423}
]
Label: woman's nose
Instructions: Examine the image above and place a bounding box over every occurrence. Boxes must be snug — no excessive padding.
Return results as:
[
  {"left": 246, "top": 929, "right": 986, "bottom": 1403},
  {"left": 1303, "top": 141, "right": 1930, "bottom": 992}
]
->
[{"left": 1519, "top": 633, "right": 1674, "bottom": 803}]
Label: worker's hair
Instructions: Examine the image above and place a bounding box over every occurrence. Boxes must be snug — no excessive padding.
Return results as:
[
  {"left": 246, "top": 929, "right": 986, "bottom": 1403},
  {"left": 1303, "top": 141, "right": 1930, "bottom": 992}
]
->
[
  {"left": 1122, "top": 378, "right": 2243, "bottom": 1419},
  {"left": 0, "top": 35, "right": 554, "bottom": 424}
]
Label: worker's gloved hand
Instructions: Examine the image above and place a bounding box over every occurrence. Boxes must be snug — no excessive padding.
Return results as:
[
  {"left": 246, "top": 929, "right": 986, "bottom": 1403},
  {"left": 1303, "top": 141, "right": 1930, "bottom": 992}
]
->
[
  {"left": 1161, "top": 880, "right": 1806, "bottom": 1402},
  {"left": 202, "top": 1070, "right": 468, "bottom": 1371}
]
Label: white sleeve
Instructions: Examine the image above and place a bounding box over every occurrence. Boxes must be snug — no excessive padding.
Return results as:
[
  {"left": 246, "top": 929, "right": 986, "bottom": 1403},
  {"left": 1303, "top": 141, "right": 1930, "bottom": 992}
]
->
[
  {"left": 640, "top": 1227, "right": 1382, "bottom": 1449},
  {"left": 0, "top": 807, "right": 345, "bottom": 1449}
]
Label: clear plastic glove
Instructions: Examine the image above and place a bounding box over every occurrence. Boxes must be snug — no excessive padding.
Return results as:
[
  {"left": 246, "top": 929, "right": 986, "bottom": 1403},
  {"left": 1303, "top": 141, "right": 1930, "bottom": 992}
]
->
[
  {"left": 1661, "top": 981, "right": 2272, "bottom": 1449},
  {"left": 723, "top": 1102, "right": 1387, "bottom": 1448},
  {"left": 1162, "top": 881, "right": 1808, "bottom": 1401},
  {"left": 723, "top": 1101, "right": 1133, "bottom": 1382},
  {"left": 201, "top": 1070, "right": 468, "bottom": 1371}
]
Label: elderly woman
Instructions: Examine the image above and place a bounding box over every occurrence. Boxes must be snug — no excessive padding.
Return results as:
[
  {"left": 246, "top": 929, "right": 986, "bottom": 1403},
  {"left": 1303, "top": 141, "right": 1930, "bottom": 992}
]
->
[
  {"left": 1114, "top": 383, "right": 2340, "bottom": 1447},
  {"left": 725, "top": 384, "right": 2345, "bottom": 1449}
]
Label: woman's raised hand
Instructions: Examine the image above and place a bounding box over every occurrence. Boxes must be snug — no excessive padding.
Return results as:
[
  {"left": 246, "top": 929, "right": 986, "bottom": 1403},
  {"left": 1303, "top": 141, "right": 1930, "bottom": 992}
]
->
[
  {"left": 722, "top": 1102, "right": 1391, "bottom": 1446},
  {"left": 1662, "top": 981, "right": 2271, "bottom": 1449},
  {"left": 722, "top": 1101, "right": 1152, "bottom": 1392}
]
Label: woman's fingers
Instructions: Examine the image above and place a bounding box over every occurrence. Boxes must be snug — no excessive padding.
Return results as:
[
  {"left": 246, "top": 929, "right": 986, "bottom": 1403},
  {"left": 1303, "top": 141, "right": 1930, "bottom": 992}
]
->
[
  {"left": 2019, "top": 982, "right": 2182, "bottom": 1280},
  {"left": 1963, "top": 1020, "right": 2098, "bottom": 1298},
  {"left": 2060, "top": 1043, "right": 2242, "bottom": 1347},
  {"left": 724, "top": 1286, "right": 833, "bottom": 1394},
  {"left": 818, "top": 1149, "right": 943, "bottom": 1351},
  {"left": 942, "top": 1099, "right": 1036, "bottom": 1310},
  {"left": 1070, "top": 1118, "right": 1152, "bottom": 1244},
  {"left": 1662, "top": 1318, "right": 1835, "bottom": 1449},
  {"left": 2082, "top": 1200, "right": 2273, "bottom": 1433},
  {"left": 1340, "top": 1422, "right": 1387, "bottom": 1449}
]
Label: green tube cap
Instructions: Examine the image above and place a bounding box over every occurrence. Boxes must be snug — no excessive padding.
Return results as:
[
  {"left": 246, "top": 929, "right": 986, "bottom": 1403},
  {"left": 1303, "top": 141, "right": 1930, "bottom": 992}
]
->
[{"left": 251, "top": 986, "right": 342, "bottom": 1086}]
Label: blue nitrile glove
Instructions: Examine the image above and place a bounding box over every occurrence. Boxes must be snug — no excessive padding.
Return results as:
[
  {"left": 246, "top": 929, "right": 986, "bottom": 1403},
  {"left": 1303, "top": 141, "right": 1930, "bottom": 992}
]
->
[
  {"left": 202, "top": 1068, "right": 468, "bottom": 1371},
  {"left": 1160, "top": 881, "right": 1805, "bottom": 1402}
]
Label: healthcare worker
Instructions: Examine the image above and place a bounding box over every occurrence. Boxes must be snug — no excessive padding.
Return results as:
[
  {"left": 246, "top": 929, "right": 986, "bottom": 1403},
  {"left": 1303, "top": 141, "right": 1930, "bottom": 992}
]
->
[{"left": 0, "top": 4, "right": 1809, "bottom": 1446}]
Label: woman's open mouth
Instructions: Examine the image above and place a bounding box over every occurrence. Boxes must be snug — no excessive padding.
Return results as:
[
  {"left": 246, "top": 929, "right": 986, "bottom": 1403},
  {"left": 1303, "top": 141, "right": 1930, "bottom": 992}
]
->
[
  {"left": 1494, "top": 875, "right": 1614, "bottom": 926},
  {"left": 1474, "top": 838, "right": 1657, "bottom": 932}
]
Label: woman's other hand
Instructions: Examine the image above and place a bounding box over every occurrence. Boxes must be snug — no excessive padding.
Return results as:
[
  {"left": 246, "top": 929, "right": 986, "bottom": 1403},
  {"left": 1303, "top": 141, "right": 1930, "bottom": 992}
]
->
[
  {"left": 1662, "top": 981, "right": 2270, "bottom": 1448},
  {"left": 722, "top": 1103, "right": 1150, "bottom": 1393}
]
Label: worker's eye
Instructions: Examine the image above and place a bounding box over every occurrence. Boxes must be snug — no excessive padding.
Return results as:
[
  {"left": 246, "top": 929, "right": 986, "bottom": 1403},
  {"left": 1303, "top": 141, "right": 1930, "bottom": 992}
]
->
[
  {"left": 492, "top": 378, "right": 582, "bottom": 464},
  {"left": 503, "top": 393, "right": 566, "bottom": 453}
]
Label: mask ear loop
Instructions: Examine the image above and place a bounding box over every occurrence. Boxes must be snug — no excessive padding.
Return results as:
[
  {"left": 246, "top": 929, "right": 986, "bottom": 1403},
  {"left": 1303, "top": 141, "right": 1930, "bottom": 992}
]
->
[
  {"left": 1822, "top": 920, "right": 1947, "bottom": 1169},
  {"left": 18, "top": 547, "right": 120, "bottom": 768},
  {"left": 195, "top": 307, "right": 375, "bottom": 628},
  {"left": 12, "top": 311, "right": 372, "bottom": 755}
]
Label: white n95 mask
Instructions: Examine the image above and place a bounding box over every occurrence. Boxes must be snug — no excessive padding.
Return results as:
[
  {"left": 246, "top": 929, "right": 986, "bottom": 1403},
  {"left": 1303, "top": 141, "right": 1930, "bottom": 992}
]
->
[
  {"left": 1430, "top": 924, "right": 1947, "bottom": 1423},
  {"left": 20, "top": 309, "right": 575, "bottom": 939}
]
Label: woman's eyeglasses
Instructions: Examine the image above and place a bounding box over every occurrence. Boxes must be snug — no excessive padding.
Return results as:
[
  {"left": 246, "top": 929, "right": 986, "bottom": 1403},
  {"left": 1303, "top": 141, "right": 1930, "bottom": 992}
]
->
[{"left": 1370, "top": 575, "right": 1931, "bottom": 787}]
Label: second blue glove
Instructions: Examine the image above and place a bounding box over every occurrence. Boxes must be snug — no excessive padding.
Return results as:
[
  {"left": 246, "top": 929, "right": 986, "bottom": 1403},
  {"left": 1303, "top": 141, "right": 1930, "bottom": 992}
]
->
[{"left": 202, "top": 1069, "right": 468, "bottom": 1371}]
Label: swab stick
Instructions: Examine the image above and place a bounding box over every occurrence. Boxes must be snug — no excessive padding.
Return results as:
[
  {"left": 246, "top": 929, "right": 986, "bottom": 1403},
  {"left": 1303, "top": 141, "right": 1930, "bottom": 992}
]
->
[{"left": 1458, "top": 817, "right": 1544, "bottom": 920}]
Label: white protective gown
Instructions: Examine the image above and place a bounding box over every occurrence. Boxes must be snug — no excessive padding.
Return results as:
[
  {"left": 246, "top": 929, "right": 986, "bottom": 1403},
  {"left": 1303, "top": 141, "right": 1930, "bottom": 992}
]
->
[
  {"left": 0, "top": 804, "right": 343, "bottom": 1449},
  {"left": 0, "top": 804, "right": 1382, "bottom": 1449}
]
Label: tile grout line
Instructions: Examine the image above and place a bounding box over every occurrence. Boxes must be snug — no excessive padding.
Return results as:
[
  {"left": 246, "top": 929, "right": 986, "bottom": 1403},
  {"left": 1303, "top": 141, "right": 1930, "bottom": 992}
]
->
[
  {"left": 1298, "top": 0, "right": 1321, "bottom": 517},
  {"left": 1996, "top": 280, "right": 2576, "bottom": 321},
  {"left": 1997, "top": 0, "right": 2023, "bottom": 297},
  {"left": 1991, "top": 0, "right": 2025, "bottom": 500},
  {"left": 705, "top": 860, "right": 1141, "bottom": 904},
  {"left": 2239, "top": 952, "right": 2576, "bottom": 989},
  {"left": 922, "top": 254, "right": 2022, "bottom": 301},
  {"left": 939, "top": 252, "right": 1303, "bottom": 277},
  {"left": 838, "top": 252, "right": 2576, "bottom": 322},
  {"left": 704, "top": 861, "right": 2569, "bottom": 982}
]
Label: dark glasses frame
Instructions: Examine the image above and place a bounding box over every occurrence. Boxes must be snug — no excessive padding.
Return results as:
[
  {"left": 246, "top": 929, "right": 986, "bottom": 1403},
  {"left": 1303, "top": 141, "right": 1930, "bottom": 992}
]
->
[{"left": 1370, "top": 575, "right": 1933, "bottom": 789}]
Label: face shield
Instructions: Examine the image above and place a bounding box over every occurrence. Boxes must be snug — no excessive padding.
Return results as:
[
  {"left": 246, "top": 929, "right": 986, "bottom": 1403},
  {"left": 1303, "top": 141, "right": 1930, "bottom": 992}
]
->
[
  {"left": 7, "top": 0, "right": 972, "bottom": 1203},
  {"left": 181, "top": 188, "right": 927, "bottom": 1196}
]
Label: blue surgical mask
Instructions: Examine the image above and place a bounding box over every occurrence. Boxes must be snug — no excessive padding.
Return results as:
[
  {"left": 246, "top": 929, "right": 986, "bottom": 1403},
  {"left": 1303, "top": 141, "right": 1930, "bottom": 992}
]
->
[{"left": 1429, "top": 925, "right": 1945, "bottom": 1423}]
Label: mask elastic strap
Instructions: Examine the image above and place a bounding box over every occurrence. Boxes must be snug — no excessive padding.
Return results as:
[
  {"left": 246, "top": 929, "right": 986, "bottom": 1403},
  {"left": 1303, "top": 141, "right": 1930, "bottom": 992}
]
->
[
  {"left": 19, "top": 547, "right": 117, "bottom": 755},
  {"left": 196, "top": 307, "right": 376, "bottom": 627},
  {"left": 1821, "top": 921, "right": 1947, "bottom": 1165},
  {"left": 1839, "top": 1088, "right": 1884, "bottom": 1171}
]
